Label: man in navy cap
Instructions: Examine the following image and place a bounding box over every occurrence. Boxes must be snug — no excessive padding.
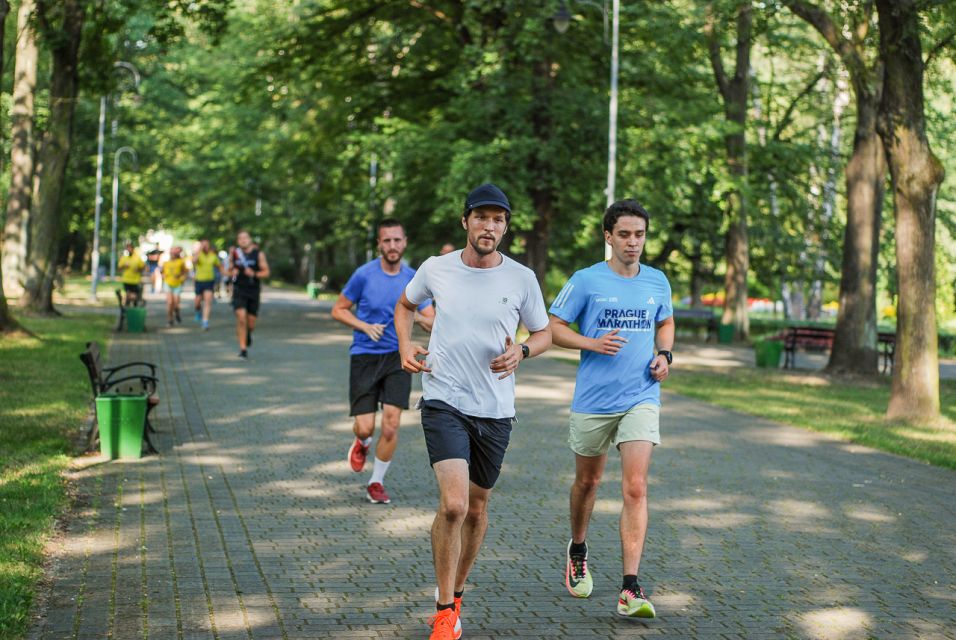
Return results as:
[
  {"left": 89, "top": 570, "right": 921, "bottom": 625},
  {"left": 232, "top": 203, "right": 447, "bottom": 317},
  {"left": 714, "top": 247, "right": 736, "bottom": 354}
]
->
[{"left": 395, "top": 183, "right": 552, "bottom": 639}]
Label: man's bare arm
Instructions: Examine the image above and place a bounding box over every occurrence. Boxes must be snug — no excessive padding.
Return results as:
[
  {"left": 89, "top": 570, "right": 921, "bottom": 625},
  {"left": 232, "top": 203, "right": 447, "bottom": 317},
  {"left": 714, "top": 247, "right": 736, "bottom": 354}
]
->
[
  {"left": 396, "top": 292, "right": 430, "bottom": 373},
  {"left": 549, "top": 316, "right": 627, "bottom": 356},
  {"left": 414, "top": 304, "right": 436, "bottom": 333},
  {"left": 489, "top": 325, "right": 552, "bottom": 380},
  {"left": 331, "top": 294, "right": 385, "bottom": 341}
]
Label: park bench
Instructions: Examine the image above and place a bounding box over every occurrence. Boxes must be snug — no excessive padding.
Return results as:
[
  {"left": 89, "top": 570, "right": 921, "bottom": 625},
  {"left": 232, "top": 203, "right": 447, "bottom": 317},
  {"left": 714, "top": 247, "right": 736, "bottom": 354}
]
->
[
  {"left": 782, "top": 326, "right": 896, "bottom": 373},
  {"left": 782, "top": 327, "right": 834, "bottom": 369},
  {"left": 673, "top": 308, "right": 718, "bottom": 341},
  {"left": 80, "top": 341, "right": 160, "bottom": 454}
]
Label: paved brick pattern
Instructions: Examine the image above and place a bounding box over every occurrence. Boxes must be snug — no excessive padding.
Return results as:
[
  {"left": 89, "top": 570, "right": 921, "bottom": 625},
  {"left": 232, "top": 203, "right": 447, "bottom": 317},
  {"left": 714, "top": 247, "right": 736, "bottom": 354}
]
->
[{"left": 27, "top": 289, "right": 956, "bottom": 639}]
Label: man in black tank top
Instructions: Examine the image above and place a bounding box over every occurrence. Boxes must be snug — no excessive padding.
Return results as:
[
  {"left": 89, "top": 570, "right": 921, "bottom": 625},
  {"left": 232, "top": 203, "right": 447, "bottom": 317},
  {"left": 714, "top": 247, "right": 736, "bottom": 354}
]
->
[{"left": 230, "top": 230, "right": 271, "bottom": 358}]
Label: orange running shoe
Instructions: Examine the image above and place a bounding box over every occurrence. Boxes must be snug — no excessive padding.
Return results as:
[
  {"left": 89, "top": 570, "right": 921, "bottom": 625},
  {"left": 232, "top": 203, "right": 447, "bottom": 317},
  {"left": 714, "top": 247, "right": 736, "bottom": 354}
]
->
[
  {"left": 347, "top": 437, "right": 369, "bottom": 472},
  {"left": 434, "top": 586, "right": 462, "bottom": 619},
  {"left": 428, "top": 608, "right": 461, "bottom": 640}
]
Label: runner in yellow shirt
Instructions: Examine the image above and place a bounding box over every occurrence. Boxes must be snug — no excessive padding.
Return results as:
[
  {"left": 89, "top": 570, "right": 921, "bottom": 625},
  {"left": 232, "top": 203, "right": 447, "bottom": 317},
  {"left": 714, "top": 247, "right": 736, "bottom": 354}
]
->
[
  {"left": 192, "top": 239, "right": 218, "bottom": 330},
  {"left": 161, "top": 246, "right": 189, "bottom": 326},
  {"left": 117, "top": 243, "right": 145, "bottom": 306}
]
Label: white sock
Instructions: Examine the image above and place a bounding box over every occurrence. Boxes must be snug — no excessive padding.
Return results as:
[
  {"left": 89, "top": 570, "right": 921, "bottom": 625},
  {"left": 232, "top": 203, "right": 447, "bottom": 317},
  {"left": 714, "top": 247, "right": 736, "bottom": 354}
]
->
[
  {"left": 368, "top": 457, "right": 391, "bottom": 485},
  {"left": 361, "top": 437, "right": 372, "bottom": 447}
]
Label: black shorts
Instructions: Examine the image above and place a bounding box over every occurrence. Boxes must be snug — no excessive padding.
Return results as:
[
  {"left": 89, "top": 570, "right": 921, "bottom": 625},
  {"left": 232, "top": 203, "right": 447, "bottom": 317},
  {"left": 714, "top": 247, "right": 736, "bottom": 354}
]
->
[
  {"left": 232, "top": 288, "right": 260, "bottom": 315},
  {"left": 421, "top": 399, "right": 513, "bottom": 490},
  {"left": 195, "top": 280, "right": 215, "bottom": 295},
  {"left": 123, "top": 283, "right": 142, "bottom": 296},
  {"left": 349, "top": 352, "right": 412, "bottom": 416}
]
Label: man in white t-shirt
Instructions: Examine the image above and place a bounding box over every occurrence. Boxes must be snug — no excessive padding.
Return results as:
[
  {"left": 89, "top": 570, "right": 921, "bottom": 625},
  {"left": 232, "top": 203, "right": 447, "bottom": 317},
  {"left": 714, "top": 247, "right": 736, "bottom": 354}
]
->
[{"left": 395, "top": 184, "right": 551, "bottom": 640}]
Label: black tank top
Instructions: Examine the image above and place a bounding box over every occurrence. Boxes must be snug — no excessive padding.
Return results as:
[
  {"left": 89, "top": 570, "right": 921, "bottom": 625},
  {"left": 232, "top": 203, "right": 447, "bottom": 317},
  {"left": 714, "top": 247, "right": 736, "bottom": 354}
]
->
[{"left": 233, "top": 246, "right": 260, "bottom": 291}]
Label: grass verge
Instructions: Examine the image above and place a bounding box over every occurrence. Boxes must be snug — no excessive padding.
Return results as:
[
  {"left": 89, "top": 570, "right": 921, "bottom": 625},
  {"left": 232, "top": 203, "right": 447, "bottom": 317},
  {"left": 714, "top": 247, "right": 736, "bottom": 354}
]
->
[
  {"left": 666, "top": 365, "right": 956, "bottom": 470},
  {"left": 0, "top": 312, "right": 113, "bottom": 639}
]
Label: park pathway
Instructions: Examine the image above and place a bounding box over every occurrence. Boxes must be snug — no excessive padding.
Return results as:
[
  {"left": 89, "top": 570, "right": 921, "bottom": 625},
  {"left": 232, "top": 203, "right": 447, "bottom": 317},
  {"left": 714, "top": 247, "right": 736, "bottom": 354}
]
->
[{"left": 27, "top": 288, "right": 956, "bottom": 639}]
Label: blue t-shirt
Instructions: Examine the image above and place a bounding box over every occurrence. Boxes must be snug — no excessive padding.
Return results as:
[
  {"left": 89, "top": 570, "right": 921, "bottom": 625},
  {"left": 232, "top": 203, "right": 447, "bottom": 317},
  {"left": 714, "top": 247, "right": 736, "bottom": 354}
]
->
[
  {"left": 549, "top": 261, "right": 673, "bottom": 413},
  {"left": 342, "top": 260, "right": 430, "bottom": 355}
]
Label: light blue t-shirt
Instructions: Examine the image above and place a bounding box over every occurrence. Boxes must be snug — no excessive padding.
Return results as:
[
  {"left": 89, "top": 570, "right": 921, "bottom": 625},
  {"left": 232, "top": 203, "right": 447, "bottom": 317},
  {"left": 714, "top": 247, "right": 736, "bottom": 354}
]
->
[
  {"left": 342, "top": 260, "right": 430, "bottom": 356},
  {"left": 549, "top": 261, "right": 673, "bottom": 414}
]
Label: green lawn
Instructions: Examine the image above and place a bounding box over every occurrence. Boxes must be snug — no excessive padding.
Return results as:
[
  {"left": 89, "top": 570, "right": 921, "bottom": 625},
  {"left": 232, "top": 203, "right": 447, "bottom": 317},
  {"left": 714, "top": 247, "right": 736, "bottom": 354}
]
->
[
  {"left": 666, "top": 366, "right": 956, "bottom": 470},
  {"left": 0, "top": 313, "right": 113, "bottom": 640}
]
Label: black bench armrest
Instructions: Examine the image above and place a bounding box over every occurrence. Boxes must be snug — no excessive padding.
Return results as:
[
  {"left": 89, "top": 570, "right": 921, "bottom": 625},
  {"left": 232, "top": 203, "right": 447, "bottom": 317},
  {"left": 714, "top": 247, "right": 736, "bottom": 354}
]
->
[{"left": 104, "top": 361, "right": 157, "bottom": 379}]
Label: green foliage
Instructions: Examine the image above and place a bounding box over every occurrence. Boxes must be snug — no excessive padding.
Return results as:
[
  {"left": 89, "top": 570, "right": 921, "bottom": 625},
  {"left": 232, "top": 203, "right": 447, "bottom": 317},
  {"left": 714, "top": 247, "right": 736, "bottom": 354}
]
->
[{"left": 47, "top": 0, "right": 956, "bottom": 300}]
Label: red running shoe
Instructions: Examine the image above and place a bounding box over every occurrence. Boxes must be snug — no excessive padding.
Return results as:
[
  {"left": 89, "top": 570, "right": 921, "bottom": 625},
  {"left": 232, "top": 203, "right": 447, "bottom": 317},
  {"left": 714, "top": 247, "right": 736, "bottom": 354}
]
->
[
  {"left": 348, "top": 438, "right": 369, "bottom": 472},
  {"left": 366, "top": 482, "right": 391, "bottom": 504}
]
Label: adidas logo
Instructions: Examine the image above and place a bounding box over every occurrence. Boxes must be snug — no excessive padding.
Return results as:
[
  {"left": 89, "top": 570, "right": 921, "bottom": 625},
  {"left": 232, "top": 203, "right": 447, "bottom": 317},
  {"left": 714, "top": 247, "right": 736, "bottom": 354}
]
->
[{"left": 647, "top": 297, "right": 655, "bottom": 304}]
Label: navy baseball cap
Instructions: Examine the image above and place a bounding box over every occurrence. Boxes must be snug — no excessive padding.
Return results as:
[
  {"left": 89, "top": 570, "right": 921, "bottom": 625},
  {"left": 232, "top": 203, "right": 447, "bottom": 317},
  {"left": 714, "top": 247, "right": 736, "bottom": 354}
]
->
[{"left": 465, "top": 183, "right": 511, "bottom": 214}]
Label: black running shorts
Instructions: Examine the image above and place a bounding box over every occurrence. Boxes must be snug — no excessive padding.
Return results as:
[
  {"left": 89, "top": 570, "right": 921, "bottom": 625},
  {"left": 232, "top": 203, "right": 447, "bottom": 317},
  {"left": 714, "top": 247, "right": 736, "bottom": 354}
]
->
[
  {"left": 349, "top": 352, "right": 412, "bottom": 416},
  {"left": 232, "top": 288, "right": 260, "bottom": 315},
  {"left": 420, "top": 399, "right": 513, "bottom": 490}
]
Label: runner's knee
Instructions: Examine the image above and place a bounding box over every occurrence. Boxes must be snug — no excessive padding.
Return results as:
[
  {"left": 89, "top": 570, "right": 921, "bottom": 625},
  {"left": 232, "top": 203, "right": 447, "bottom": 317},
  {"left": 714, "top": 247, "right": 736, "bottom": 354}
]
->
[
  {"left": 439, "top": 496, "right": 468, "bottom": 522},
  {"left": 622, "top": 477, "right": 648, "bottom": 503},
  {"left": 574, "top": 474, "right": 602, "bottom": 494}
]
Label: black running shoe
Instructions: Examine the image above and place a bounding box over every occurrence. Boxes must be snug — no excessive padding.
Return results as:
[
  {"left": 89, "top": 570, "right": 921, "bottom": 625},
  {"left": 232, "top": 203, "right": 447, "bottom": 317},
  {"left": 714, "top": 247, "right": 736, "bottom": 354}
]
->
[{"left": 239, "top": 349, "right": 248, "bottom": 359}]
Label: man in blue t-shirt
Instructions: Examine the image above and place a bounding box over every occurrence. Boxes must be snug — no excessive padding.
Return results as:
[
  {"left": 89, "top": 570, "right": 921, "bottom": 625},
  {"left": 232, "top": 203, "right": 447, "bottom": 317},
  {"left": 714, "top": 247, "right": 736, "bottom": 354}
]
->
[
  {"left": 332, "top": 219, "right": 434, "bottom": 504},
  {"left": 549, "top": 199, "right": 675, "bottom": 619}
]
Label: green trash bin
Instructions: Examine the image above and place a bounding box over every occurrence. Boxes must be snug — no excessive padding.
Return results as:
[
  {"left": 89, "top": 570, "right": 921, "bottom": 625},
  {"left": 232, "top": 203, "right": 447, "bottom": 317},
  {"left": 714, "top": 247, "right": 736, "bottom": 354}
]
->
[
  {"left": 95, "top": 394, "right": 148, "bottom": 459},
  {"left": 307, "top": 282, "right": 320, "bottom": 299},
  {"left": 126, "top": 306, "right": 146, "bottom": 333},
  {"left": 718, "top": 323, "right": 735, "bottom": 344},
  {"left": 754, "top": 339, "right": 784, "bottom": 368}
]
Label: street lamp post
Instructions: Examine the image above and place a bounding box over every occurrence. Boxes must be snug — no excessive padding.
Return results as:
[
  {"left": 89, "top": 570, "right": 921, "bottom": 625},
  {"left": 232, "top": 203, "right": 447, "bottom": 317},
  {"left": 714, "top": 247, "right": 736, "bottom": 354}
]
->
[
  {"left": 91, "top": 61, "right": 140, "bottom": 298},
  {"left": 110, "top": 147, "right": 138, "bottom": 279},
  {"left": 553, "top": 0, "right": 620, "bottom": 259}
]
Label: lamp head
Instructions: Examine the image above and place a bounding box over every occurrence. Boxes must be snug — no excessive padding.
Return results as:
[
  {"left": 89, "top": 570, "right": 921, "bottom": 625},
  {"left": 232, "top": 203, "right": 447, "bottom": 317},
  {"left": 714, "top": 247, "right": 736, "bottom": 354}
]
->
[{"left": 552, "top": 3, "right": 571, "bottom": 33}]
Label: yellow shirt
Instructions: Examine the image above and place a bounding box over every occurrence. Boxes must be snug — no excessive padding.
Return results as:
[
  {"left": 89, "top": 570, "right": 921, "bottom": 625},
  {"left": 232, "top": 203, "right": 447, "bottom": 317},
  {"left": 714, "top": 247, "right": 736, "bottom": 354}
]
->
[
  {"left": 118, "top": 253, "right": 145, "bottom": 285},
  {"left": 163, "top": 258, "right": 188, "bottom": 287},
  {"left": 194, "top": 251, "right": 218, "bottom": 282}
]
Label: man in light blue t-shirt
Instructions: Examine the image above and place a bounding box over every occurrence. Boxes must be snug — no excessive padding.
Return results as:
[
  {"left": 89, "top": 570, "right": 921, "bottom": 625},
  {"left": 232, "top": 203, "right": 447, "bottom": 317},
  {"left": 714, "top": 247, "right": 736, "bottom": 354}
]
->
[
  {"left": 331, "top": 219, "right": 434, "bottom": 505},
  {"left": 549, "top": 199, "right": 675, "bottom": 620}
]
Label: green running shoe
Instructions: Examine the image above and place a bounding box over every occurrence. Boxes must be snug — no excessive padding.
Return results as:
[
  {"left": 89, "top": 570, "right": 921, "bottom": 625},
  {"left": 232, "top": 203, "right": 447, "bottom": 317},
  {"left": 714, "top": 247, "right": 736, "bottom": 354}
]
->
[
  {"left": 565, "top": 540, "right": 593, "bottom": 598},
  {"left": 617, "top": 584, "right": 656, "bottom": 618}
]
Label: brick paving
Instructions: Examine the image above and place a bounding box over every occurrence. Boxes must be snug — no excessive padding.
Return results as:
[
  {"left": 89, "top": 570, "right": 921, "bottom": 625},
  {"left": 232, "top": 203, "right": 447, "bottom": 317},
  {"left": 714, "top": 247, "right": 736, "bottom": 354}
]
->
[{"left": 27, "top": 288, "right": 956, "bottom": 639}]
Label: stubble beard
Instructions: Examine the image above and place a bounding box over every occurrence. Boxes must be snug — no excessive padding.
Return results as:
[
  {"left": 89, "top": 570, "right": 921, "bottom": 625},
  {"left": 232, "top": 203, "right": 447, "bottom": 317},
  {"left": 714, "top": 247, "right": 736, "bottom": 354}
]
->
[
  {"left": 469, "top": 236, "right": 499, "bottom": 257},
  {"left": 382, "top": 251, "right": 403, "bottom": 266}
]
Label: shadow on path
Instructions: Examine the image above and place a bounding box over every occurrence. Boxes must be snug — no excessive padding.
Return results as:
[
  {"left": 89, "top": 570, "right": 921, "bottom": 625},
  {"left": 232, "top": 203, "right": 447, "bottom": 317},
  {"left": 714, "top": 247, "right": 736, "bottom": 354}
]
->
[{"left": 27, "top": 288, "right": 956, "bottom": 639}]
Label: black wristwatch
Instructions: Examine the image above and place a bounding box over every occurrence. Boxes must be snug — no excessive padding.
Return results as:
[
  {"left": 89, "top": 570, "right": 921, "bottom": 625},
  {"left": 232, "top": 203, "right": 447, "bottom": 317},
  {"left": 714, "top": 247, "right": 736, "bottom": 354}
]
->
[
  {"left": 520, "top": 343, "right": 530, "bottom": 360},
  {"left": 657, "top": 350, "right": 673, "bottom": 365}
]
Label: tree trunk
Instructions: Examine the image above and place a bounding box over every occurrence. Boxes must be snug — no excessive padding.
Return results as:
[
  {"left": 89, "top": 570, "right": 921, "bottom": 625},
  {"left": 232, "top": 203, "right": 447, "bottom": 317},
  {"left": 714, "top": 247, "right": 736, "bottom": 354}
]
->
[
  {"left": 2, "top": 0, "right": 39, "bottom": 297},
  {"left": 525, "top": 58, "right": 555, "bottom": 286},
  {"left": 0, "top": 0, "right": 14, "bottom": 331},
  {"left": 875, "top": 0, "right": 943, "bottom": 421},
  {"left": 828, "top": 96, "right": 885, "bottom": 373},
  {"left": 525, "top": 192, "right": 552, "bottom": 286},
  {"left": 706, "top": 2, "right": 752, "bottom": 340},
  {"left": 19, "top": 0, "right": 85, "bottom": 313},
  {"left": 782, "top": 1, "right": 889, "bottom": 374}
]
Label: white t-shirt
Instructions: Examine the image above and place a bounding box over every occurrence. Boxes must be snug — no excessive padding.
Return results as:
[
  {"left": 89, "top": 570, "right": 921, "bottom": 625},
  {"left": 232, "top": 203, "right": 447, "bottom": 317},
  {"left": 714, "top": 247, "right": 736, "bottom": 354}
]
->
[{"left": 404, "top": 250, "right": 549, "bottom": 418}]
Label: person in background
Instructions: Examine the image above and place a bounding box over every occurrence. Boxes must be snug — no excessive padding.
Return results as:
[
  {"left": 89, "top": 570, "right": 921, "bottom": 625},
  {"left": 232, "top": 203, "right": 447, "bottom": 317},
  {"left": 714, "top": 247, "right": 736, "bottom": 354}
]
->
[
  {"left": 162, "top": 246, "right": 189, "bottom": 326},
  {"left": 118, "top": 242, "right": 145, "bottom": 306},
  {"left": 438, "top": 243, "right": 456, "bottom": 256},
  {"left": 230, "top": 231, "right": 270, "bottom": 359},
  {"left": 193, "top": 239, "right": 218, "bottom": 330},
  {"left": 332, "top": 219, "right": 434, "bottom": 505}
]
